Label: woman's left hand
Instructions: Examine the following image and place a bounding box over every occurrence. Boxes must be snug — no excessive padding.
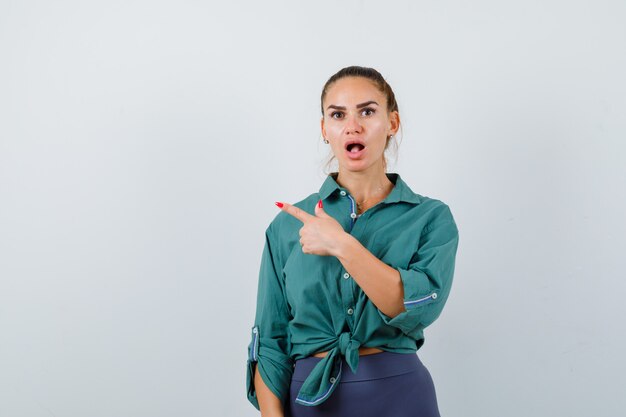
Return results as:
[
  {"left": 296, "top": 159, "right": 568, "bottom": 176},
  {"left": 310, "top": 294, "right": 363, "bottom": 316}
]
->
[{"left": 277, "top": 200, "right": 347, "bottom": 257}]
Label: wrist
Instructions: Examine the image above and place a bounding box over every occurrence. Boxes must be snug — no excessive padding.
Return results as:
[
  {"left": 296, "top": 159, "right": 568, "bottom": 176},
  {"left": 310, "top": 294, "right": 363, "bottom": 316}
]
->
[{"left": 334, "top": 232, "right": 358, "bottom": 261}]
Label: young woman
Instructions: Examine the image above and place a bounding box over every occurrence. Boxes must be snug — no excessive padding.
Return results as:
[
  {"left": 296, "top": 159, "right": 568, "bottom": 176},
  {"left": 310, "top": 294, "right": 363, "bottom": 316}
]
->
[{"left": 246, "top": 66, "right": 459, "bottom": 417}]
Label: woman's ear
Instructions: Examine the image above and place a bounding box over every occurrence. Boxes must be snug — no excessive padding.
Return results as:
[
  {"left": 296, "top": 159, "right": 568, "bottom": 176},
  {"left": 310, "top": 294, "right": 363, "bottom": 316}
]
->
[
  {"left": 389, "top": 111, "right": 400, "bottom": 136},
  {"left": 320, "top": 116, "right": 326, "bottom": 139}
]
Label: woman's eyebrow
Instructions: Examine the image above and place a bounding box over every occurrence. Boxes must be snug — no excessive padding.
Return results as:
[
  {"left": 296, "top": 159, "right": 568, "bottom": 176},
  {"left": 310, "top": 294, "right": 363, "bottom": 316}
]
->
[{"left": 326, "top": 100, "right": 379, "bottom": 111}]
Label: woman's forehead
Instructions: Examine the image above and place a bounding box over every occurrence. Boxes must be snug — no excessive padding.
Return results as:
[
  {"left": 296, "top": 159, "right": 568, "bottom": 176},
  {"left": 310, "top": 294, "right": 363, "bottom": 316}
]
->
[{"left": 325, "top": 77, "right": 384, "bottom": 106}]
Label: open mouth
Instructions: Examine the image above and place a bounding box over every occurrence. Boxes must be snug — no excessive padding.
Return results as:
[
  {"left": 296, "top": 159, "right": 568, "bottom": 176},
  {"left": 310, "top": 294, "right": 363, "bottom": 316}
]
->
[
  {"left": 346, "top": 143, "right": 365, "bottom": 153},
  {"left": 345, "top": 141, "right": 366, "bottom": 159}
]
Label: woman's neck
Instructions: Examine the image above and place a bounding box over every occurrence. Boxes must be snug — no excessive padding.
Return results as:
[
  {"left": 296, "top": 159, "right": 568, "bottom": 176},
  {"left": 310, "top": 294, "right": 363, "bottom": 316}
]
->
[{"left": 334, "top": 169, "right": 395, "bottom": 211}]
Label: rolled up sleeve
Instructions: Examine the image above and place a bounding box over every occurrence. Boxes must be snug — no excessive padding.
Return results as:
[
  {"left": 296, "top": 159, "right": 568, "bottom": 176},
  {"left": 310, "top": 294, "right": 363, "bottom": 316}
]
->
[
  {"left": 378, "top": 205, "right": 459, "bottom": 339},
  {"left": 246, "top": 226, "right": 294, "bottom": 410}
]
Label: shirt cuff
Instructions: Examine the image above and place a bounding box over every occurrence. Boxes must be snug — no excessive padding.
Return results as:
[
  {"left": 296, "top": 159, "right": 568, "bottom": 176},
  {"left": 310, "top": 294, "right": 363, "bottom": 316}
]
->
[
  {"left": 377, "top": 266, "right": 440, "bottom": 338},
  {"left": 246, "top": 325, "right": 294, "bottom": 410}
]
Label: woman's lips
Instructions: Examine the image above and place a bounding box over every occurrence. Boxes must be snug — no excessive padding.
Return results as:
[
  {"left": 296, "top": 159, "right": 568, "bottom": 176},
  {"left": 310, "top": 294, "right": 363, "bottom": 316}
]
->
[{"left": 346, "top": 145, "right": 366, "bottom": 159}]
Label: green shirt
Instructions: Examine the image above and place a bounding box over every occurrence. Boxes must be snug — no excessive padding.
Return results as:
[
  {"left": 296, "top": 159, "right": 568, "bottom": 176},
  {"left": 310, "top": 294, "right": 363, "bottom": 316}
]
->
[{"left": 246, "top": 172, "right": 459, "bottom": 409}]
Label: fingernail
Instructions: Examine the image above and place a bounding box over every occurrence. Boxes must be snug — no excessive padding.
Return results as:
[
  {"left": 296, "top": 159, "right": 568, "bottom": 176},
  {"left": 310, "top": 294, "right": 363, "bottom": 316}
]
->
[
  {"left": 275, "top": 202, "right": 284, "bottom": 208},
  {"left": 318, "top": 199, "right": 323, "bottom": 208}
]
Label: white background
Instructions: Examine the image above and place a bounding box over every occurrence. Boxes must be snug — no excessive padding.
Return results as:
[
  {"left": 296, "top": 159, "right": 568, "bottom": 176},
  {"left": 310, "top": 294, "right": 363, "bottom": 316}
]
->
[{"left": 1, "top": 1, "right": 625, "bottom": 416}]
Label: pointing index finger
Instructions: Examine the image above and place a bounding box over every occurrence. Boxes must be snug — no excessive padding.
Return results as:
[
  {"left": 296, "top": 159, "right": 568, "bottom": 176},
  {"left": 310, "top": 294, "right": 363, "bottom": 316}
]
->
[{"left": 277, "top": 201, "right": 315, "bottom": 223}]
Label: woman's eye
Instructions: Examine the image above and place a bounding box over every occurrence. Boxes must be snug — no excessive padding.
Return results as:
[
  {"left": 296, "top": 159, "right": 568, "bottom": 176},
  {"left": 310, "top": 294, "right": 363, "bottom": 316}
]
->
[{"left": 330, "top": 108, "right": 374, "bottom": 119}]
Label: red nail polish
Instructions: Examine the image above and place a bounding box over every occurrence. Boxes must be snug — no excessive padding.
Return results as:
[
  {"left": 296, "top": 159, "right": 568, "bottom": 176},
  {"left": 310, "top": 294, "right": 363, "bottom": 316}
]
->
[
  {"left": 275, "top": 202, "right": 283, "bottom": 208},
  {"left": 318, "top": 200, "right": 323, "bottom": 208}
]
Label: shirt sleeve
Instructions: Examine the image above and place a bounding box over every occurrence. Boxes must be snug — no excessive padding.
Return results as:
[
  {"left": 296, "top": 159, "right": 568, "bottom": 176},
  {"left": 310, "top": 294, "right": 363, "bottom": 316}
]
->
[
  {"left": 377, "top": 204, "right": 459, "bottom": 340},
  {"left": 246, "top": 225, "right": 294, "bottom": 411}
]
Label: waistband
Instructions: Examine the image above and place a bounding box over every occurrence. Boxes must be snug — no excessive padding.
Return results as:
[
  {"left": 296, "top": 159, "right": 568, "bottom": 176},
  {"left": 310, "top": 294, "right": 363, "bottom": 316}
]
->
[{"left": 292, "top": 351, "right": 422, "bottom": 383}]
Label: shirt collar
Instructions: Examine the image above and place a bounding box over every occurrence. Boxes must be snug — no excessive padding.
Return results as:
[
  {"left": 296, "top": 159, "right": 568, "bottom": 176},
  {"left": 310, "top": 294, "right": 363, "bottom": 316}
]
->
[{"left": 318, "top": 172, "right": 422, "bottom": 204}]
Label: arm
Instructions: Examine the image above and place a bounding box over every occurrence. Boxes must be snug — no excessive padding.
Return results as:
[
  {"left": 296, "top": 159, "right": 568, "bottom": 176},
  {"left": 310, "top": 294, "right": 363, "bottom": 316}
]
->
[
  {"left": 246, "top": 226, "right": 294, "bottom": 413},
  {"left": 335, "top": 235, "right": 406, "bottom": 318},
  {"left": 336, "top": 204, "right": 459, "bottom": 337},
  {"left": 254, "top": 365, "right": 284, "bottom": 417}
]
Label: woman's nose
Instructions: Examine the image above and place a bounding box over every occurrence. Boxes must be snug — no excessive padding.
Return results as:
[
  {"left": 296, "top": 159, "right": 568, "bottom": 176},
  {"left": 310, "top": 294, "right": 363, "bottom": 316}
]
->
[{"left": 344, "top": 113, "right": 362, "bottom": 133}]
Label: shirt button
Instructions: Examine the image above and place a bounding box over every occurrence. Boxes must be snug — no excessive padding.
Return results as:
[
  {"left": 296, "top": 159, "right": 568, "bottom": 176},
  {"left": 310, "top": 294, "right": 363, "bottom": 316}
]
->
[
  {"left": 340, "top": 190, "right": 347, "bottom": 196},
  {"left": 350, "top": 212, "right": 357, "bottom": 219},
  {"left": 347, "top": 308, "right": 354, "bottom": 315},
  {"left": 343, "top": 272, "right": 350, "bottom": 279}
]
